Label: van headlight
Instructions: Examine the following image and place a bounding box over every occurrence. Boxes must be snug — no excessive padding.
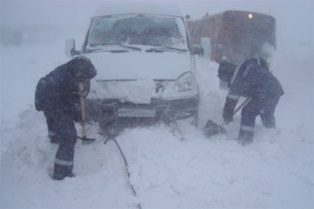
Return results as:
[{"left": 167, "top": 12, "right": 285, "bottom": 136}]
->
[
  {"left": 175, "top": 71, "right": 196, "bottom": 92},
  {"left": 162, "top": 72, "right": 198, "bottom": 99}
]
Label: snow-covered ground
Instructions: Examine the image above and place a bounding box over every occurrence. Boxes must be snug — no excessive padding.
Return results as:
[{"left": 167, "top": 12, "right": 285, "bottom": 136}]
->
[
  {"left": 1, "top": 36, "right": 313, "bottom": 208},
  {"left": 1, "top": 2, "right": 314, "bottom": 209}
]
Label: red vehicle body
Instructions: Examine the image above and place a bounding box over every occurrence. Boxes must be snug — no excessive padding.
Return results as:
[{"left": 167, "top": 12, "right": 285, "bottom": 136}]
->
[{"left": 187, "top": 10, "right": 276, "bottom": 65}]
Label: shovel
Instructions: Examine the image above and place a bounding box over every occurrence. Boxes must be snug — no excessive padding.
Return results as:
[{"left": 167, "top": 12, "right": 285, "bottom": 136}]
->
[
  {"left": 203, "top": 97, "right": 251, "bottom": 138},
  {"left": 78, "top": 82, "right": 95, "bottom": 144}
]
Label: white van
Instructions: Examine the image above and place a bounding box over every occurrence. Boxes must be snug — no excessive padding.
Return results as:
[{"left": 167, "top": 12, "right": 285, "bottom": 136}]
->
[{"left": 65, "top": 5, "right": 207, "bottom": 128}]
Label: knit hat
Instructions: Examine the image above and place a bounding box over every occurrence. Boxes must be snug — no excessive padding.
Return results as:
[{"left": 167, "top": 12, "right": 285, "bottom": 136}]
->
[{"left": 68, "top": 56, "right": 97, "bottom": 81}]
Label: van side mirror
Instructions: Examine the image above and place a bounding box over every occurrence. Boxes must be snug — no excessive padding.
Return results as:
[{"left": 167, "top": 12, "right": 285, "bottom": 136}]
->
[
  {"left": 191, "top": 45, "right": 204, "bottom": 55},
  {"left": 65, "top": 39, "right": 80, "bottom": 58},
  {"left": 200, "top": 37, "right": 211, "bottom": 58}
]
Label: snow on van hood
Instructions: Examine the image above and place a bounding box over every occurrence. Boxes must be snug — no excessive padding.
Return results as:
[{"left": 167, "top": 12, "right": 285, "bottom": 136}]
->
[
  {"left": 85, "top": 51, "right": 191, "bottom": 80},
  {"left": 85, "top": 51, "right": 192, "bottom": 103}
]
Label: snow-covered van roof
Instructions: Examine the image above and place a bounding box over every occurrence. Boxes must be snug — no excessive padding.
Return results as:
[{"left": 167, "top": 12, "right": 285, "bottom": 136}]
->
[{"left": 93, "top": 2, "right": 183, "bottom": 17}]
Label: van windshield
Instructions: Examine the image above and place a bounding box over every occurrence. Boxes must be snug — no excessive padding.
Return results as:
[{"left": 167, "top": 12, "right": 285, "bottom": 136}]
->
[{"left": 87, "top": 14, "right": 187, "bottom": 50}]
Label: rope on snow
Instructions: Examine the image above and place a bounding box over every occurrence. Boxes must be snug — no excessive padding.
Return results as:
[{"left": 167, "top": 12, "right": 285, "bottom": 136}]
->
[{"left": 105, "top": 137, "right": 142, "bottom": 209}]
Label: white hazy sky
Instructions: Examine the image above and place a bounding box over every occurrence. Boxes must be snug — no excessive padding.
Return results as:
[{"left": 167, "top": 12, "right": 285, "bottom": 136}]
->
[{"left": 0, "top": 0, "right": 313, "bottom": 45}]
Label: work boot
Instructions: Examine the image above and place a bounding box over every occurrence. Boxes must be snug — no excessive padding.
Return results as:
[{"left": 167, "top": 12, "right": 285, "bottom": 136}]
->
[
  {"left": 260, "top": 113, "right": 276, "bottom": 129},
  {"left": 238, "top": 131, "right": 253, "bottom": 146},
  {"left": 52, "top": 164, "right": 75, "bottom": 180}
]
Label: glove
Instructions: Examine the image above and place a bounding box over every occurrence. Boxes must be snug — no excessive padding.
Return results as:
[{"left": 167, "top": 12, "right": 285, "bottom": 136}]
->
[
  {"left": 70, "top": 103, "right": 81, "bottom": 122},
  {"left": 223, "top": 108, "right": 234, "bottom": 124},
  {"left": 73, "top": 111, "right": 81, "bottom": 122},
  {"left": 223, "top": 98, "right": 237, "bottom": 124}
]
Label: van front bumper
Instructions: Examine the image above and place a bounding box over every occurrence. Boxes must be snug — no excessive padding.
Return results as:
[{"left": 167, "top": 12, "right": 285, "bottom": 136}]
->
[{"left": 85, "top": 95, "right": 199, "bottom": 122}]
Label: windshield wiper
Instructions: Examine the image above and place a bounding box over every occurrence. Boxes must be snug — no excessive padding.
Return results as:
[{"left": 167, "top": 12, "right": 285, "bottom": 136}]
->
[
  {"left": 104, "top": 43, "right": 141, "bottom": 51},
  {"left": 146, "top": 46, "right": 187, "bottom": 53},
  {"left": 86, "top": 48, "right": 128, "bottom": 53},
  {"left": 89, "top": 43, "right": 142, "bottom": 52},
  {"left": 116, "top": 44, "right": 142, "bottom": 51}
]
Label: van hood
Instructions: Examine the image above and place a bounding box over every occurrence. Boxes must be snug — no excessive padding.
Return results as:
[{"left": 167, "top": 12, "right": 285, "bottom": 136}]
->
[{"left": 85, "top": 52, "right": 191, "bottom": 80}]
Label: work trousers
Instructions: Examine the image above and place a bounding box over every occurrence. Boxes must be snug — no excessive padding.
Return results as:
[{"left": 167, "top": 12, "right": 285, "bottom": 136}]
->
[
  {"left": 45, "top": 111, "right": 77, "bottom": 179},
  {"left": 239, "top": 94, "right": 281, "bottom": 144}
]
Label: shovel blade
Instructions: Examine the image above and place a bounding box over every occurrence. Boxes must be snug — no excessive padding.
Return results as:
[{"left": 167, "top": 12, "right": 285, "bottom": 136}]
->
[
  {"left": 203, "top": 120, "right": 227, "bottom": 138},
  {"left": 78, "top": 136, "right": 96, "bottom": 144}
]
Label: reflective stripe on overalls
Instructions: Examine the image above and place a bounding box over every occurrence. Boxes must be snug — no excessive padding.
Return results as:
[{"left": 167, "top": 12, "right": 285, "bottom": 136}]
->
[
  {"left": 240, "top": 125, "right": 254, "bottom": 132},
  {"left": 227, "top": 94, "right": 240, "bottom": 101},
  {"left": 55, "top": 158, "right": 74, "bottom": 166}
]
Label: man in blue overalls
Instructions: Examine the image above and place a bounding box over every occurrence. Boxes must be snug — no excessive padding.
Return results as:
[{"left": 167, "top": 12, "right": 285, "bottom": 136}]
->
[
  {"left": 35, "top": 56, "right": 97, "bottom": 180},
  {"left": 218, "top": 57, "right": 284, "bottom": 145}
]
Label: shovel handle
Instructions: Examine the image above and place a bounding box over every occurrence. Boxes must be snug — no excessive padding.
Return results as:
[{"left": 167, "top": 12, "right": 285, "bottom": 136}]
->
[
  {"left": 222, "top": 97, "right": 252, "bottom": 126},
  {"left": 233, "top": 97, "right": 251, "bottom": 116},
  {"left": 79, "top": 82, "right": 87, "bottom": 138}
]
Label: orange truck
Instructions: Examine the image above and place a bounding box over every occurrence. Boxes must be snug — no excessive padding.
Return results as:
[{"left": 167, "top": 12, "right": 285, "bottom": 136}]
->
[{"left": 187, "top": 10, "right": 276, "bottom": 65}]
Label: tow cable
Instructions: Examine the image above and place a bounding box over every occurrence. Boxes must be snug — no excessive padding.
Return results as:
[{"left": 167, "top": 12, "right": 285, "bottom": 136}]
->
[{"left": 105, "top": 136, "right": 142, "bottom": 209}]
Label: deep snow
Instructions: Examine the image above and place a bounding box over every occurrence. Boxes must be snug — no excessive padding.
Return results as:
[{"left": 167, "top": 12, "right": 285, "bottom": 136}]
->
[{"left": 1, "top": 2, "right": 314, "bottom": 209}]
